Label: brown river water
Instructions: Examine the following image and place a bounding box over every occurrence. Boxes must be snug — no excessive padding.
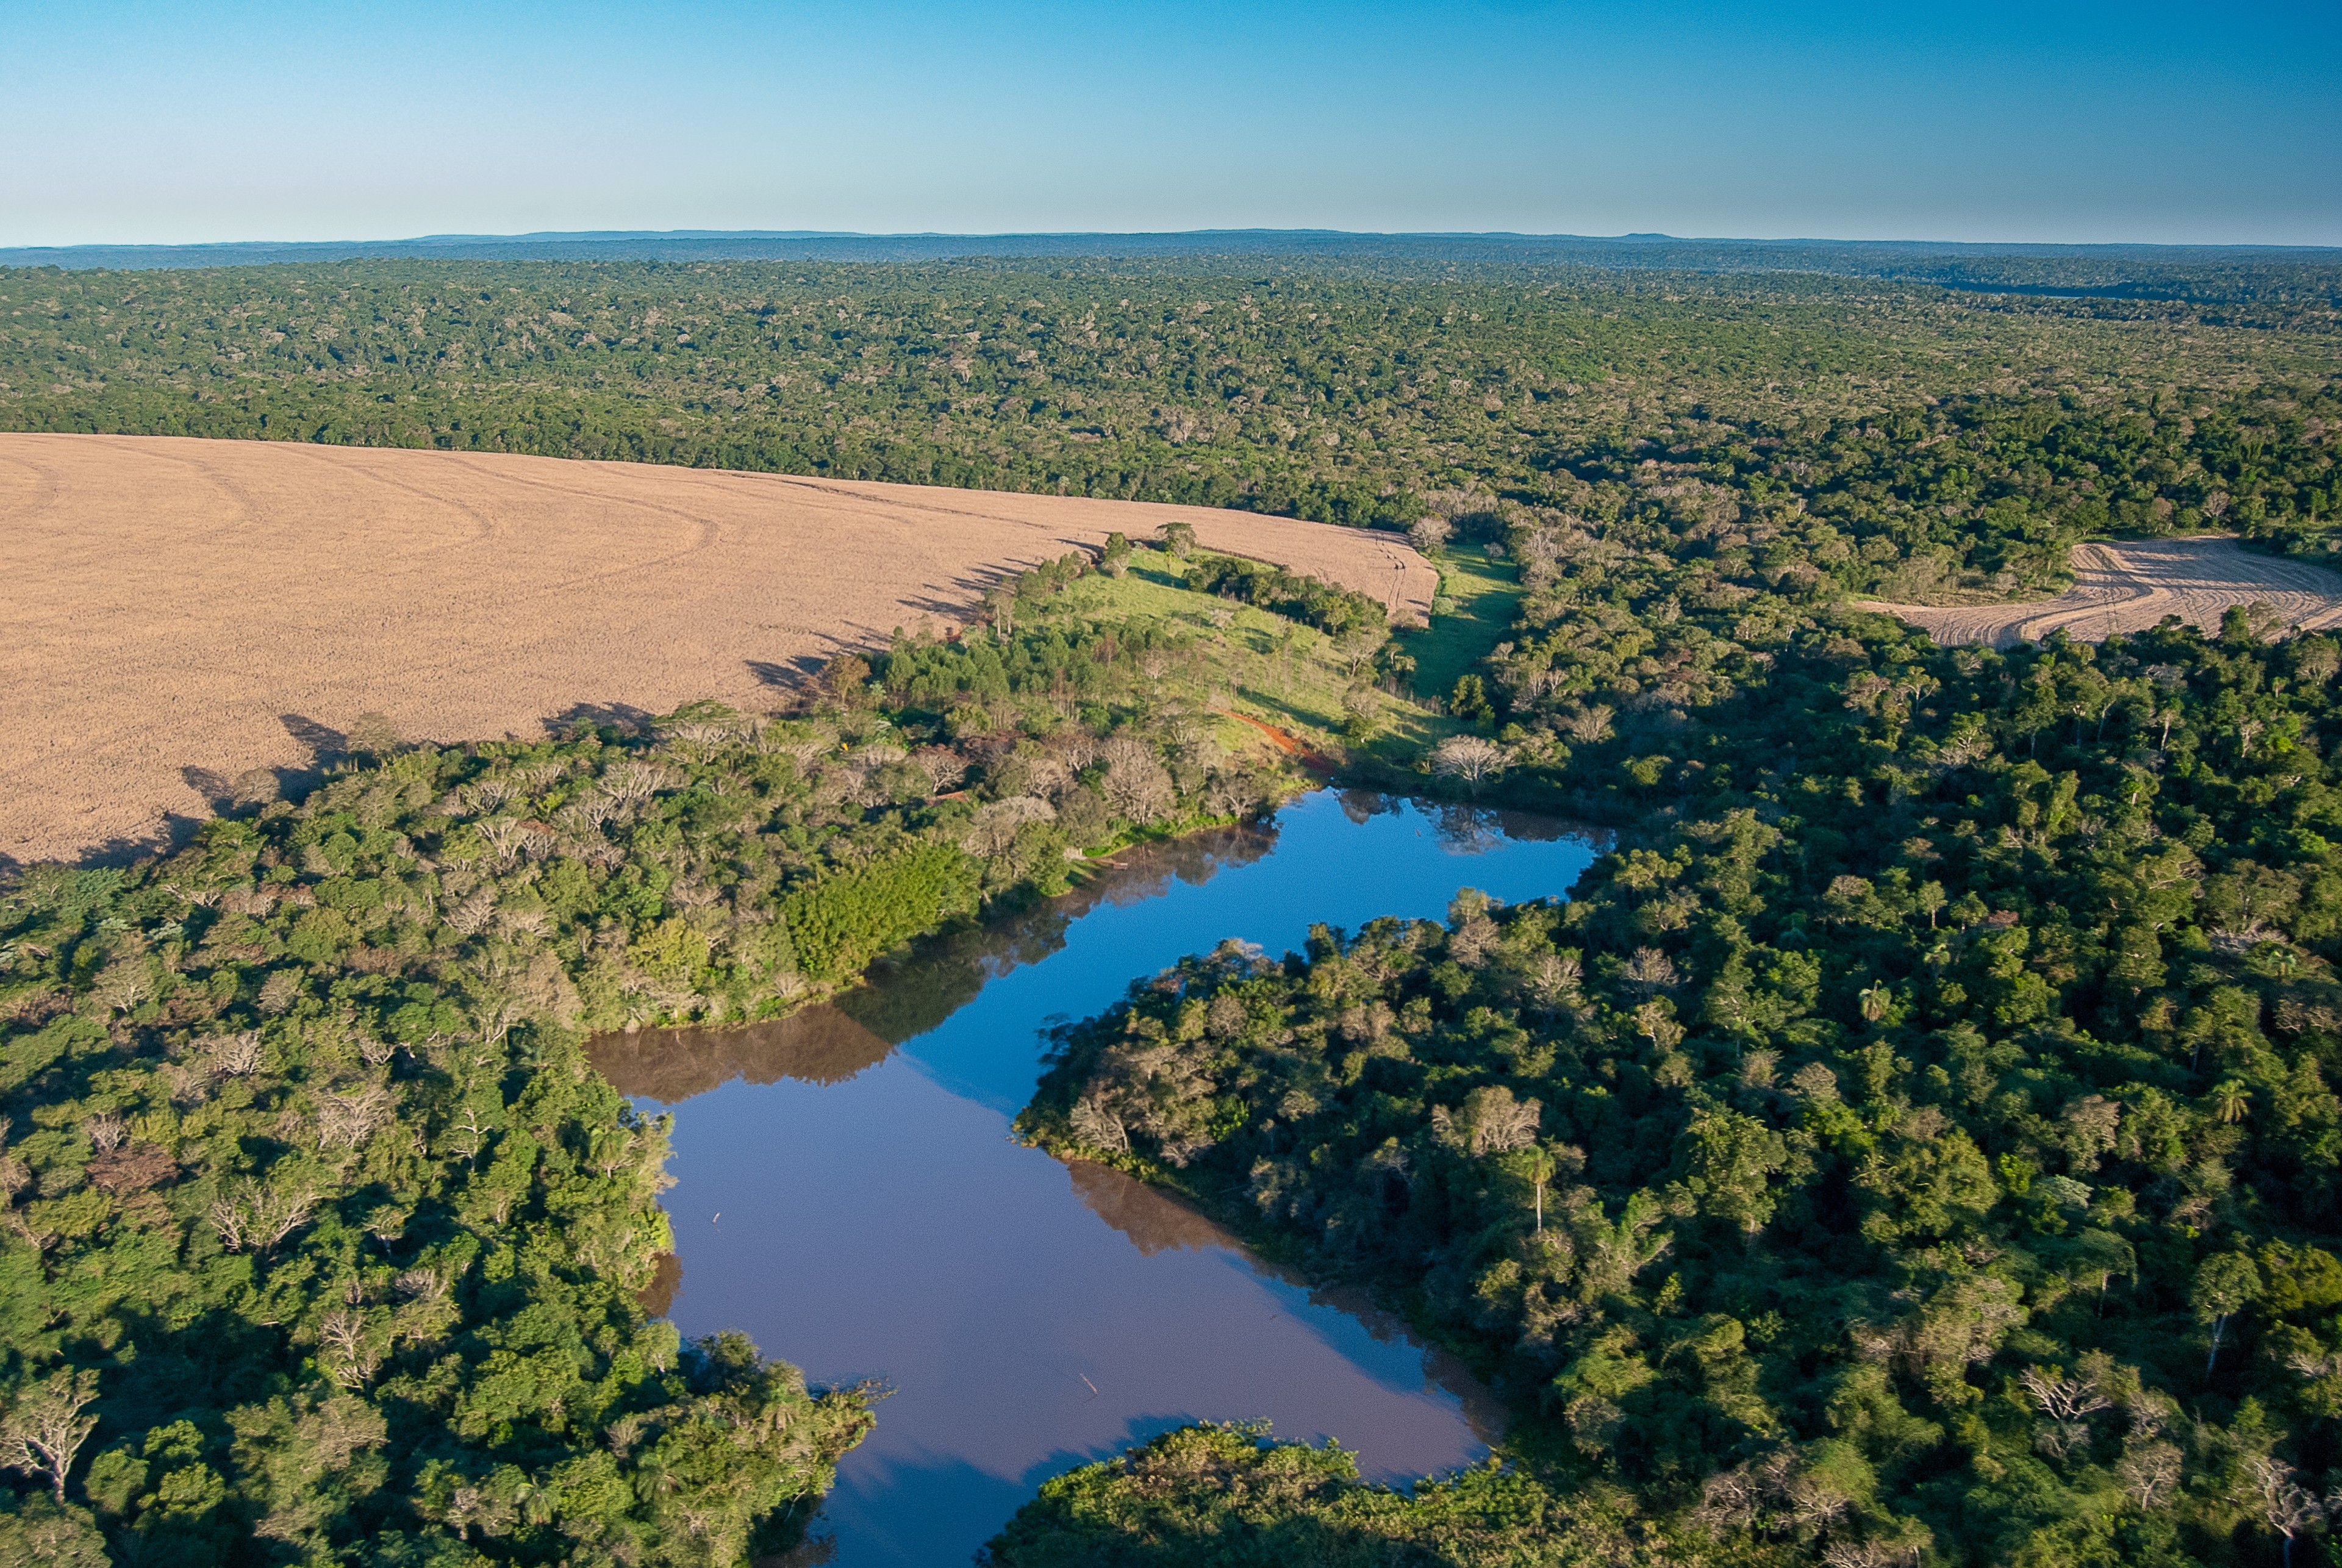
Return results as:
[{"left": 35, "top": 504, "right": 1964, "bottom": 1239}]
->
[{"left": 588, "top": 790, "right": 1596, "bottom": 1566}]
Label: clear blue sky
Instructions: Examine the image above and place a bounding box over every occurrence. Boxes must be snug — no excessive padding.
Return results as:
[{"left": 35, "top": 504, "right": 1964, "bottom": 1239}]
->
[{"left": 4, "top": 0, "right": 2337, "bottom": 248}]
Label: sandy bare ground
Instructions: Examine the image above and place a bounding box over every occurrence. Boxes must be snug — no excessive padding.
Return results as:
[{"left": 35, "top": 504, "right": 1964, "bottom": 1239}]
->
[
  {"left": 1860, "top": 537, "right": 2342, "bottom": 649},
  {"left": 0, "top": 434, "right": 1433, "bottom": 866}
]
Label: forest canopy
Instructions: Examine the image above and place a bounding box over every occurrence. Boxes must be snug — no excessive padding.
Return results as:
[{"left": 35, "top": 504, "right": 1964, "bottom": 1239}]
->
[
  {"left": 7, "top": 246, "right": 2342, "bottom": 1564},
  {"left": 0, "top": 552, "right": 1351, "bottom": 1563},
  {"left": 1015, "top": 529, "right": 2342, "bottom": 1563},
  {"left": 2, "top": 256, "right": 2338, "bottom": 595}
]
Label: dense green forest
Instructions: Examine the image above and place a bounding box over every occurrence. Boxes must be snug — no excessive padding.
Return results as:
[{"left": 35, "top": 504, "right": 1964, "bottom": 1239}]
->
[
  {"left": 3, "top": 257, "right": 2339, "bottom": 596},
  {"left": 10, "top": 234, "right": 2338, "bottom": 318},
  {"left": 1017, "top": 515, "right": 2342, "bottom": 1562},
  {"left": 0, "top": 551, "right": 1356, "bottom": 1562},
  {"left": 9, "top": 249, "right": 2342, "bottom": 1563}
]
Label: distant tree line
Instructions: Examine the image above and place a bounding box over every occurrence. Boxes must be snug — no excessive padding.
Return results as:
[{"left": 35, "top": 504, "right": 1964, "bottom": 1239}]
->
[{"left": 2, "top": 258, "right": 2336, "bottom": 584}]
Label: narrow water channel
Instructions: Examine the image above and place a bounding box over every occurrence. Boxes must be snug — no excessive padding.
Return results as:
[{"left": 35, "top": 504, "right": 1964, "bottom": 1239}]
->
[{"left": 589, "top": 790, "right": 1597, "bottom": 1566}]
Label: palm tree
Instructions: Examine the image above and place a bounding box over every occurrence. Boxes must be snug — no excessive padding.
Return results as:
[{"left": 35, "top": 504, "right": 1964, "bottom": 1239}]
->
[
  {"left": 1525, "top": 1145, "right": 1555, "bottom": 1237},
  {"left": 2213, "top": 1081, "right": 2252, "bottom": 1125}
]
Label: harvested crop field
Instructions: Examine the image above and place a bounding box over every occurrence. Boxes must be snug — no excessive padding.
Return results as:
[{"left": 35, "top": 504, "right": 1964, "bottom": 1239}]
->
[
  {"left": 1860, "top": 537, "right": 2342, "bottom": 649},
  {"left": 0, "top": 433, "right": 1433, "bottom": 867}
]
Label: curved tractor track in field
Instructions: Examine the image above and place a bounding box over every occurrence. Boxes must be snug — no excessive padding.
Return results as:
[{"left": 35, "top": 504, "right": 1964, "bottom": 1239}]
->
[
  {"left": 1861, "top": 537, "right": 2342, "bottom": 650},
  {"left": 0, "top": 434, "right": 1433, "bottom": 867}
]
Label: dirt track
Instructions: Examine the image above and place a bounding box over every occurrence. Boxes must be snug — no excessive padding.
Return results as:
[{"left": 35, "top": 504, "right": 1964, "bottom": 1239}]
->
[
  {"left": 0, "top": 434, "right": 1433, "bottom": 866},
  {"left": 1860, "top": 537, "right": 2342, "bottom": 649}
]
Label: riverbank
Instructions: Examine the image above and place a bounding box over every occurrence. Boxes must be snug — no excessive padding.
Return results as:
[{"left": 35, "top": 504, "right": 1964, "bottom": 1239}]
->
[
  {"left": 0, "top": 543, "right": 1392, "bottom": 1561},
  {"left": 597, "top": 792, "right": 1593, "bottom": 1566}
]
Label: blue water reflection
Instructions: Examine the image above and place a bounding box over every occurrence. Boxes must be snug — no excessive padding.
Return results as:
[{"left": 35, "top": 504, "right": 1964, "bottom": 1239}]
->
[
  {"left": 890, "top": 791, "right": 1595, "bottom": 1112},
  {"left": 594, "top": 790, "right": 1594, "bottom": 1568}
]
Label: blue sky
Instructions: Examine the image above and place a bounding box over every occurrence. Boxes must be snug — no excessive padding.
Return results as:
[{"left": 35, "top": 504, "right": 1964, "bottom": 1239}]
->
[{"left": 4, "top": 0, "right": 2336, "bottom": 247}]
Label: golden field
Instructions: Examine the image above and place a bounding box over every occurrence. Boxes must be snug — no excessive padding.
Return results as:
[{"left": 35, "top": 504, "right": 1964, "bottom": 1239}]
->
[{"left": 0, "top": 434, "right": 1432, "bottom": 864}]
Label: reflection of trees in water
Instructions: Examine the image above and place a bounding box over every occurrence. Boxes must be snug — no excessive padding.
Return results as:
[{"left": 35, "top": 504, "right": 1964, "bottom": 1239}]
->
[
  {"left": 1347, "top": 786, "right": 1507, "bottom": 849},
  {"left": 1433, "top": 801, "right": 1591, "bottom": 853},
  {"left": 1064, "top": 1159, "right": 1234, "bottom": 1256},
  {"left": 586, "top": 801, "right": 1603, "bottom": 1103},
  {"left": 838, "top": 820, "right": 1277, "bottom": 1045},
  {"left": 637, "top": 1250, "right": 684, "bottom": 1316},
  {"left": 1066, "top": 1158, "right": 1510, "bottom": 1447},
  {"left": 587, "top": 1006, "right": 894, "bottom": 1101},
  {"left": 758, "top": 1528, "right": 839, "bottom": 1567},
  {"left": 1069, "top": 822, "right": 1280, "bottom": 914},
  {"left": 587, "top": 823, "right": 1278, "bottom": 1104},
  {"left": 1484, "top": 807, "right": 1588, "bottom": 846},
  {"left": 1343, "top": 788, "right": 1591, "bottom": 856},
  {"left": 1433, "top": 803, "right": 1505, "bottom": 854}
]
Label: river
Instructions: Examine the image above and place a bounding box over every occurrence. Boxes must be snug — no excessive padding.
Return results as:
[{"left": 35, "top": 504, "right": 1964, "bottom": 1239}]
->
[{"left": 588, "top": 789, "right": 1597, "bottom": 1566}]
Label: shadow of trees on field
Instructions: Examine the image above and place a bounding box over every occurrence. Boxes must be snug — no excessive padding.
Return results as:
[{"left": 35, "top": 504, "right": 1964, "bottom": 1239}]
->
[
  {"left": 14, "top": 708, "right": 392, "bottom": 878},
  {"left": 181, "top": 767, "right": 233, "bottom": 808},
  {"left": 15, "top": 811, "right": 212, "bottom": 875},
  {"left": 280, "top": 712, "right": 348, "bottom": 762},
  {"left": 748, "top": 656, "right": 828, "bottom": 691},
  {"left": 256, "top": 713, "right": 345, "bottom": 805},
  {"left": 14, "top": 620, "right": 1062, "bottom": 881},
  {"left": 182, "top": 756, "right": 331, "bottom": 815},
  {"left": 546, "top": 700, "right": 658, "bottom": 737}
]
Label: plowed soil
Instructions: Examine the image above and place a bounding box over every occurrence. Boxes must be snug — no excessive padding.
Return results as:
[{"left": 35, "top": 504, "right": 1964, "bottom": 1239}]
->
[
  {"left": 1860, "top": 537, "right": 2342, "bottom": 649},
  {"left": 0, "top": 434, "right": 1433, "bottom": 866}
]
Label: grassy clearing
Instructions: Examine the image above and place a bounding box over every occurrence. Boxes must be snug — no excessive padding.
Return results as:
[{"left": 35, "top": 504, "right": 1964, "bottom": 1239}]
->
[
  {"left": 1036, "top": 545, "right": 1524, "bottom": 798},
  {"left": 1403, "top": 544, "right": 1524, "bottom": 703},
  {"left": 1047, "top": 549, "right": 1369, "bottom": 757},
  {"left": 1311, "top": 544, "right": 1525, "bottom": 774}
]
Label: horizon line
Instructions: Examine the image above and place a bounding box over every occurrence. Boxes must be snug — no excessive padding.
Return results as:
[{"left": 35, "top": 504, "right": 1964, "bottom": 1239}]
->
[{"left": 5, "top": 227, "right": 2340, "bottom": 260}]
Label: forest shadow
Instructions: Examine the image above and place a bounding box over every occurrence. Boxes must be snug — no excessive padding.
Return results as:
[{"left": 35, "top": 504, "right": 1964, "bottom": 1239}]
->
[
  {"left": 280, "top": 712, "right": 348, "bottom": 761},
  {"left": 546, "top": 700, "right": 659, "bottom": 736},
  {"left": 812, "top": 1453, "right": 1032, "bottom": 1566},
  {"left": 181, "top": 765, "right": 232, "bottom": 806},
  {"left": 1233, "top": 687, "right": 1345, "bottom": 738},
  {"left": 898, "top": 586, "right": 992, "bottom": 621},
  {"left": 26, "top": 809, "right": 213, "bottom": 873},
  {"left": 747, "top": 656, "right": 828, "bottom": 690},
  {"left": 265, "top": 712, "right": 345, "bottom": 801}
]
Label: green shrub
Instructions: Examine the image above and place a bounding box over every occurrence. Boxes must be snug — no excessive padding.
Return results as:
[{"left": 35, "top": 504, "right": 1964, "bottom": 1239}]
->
[{"left": 782, "top": 843, "right": 982, "bottom": 983}]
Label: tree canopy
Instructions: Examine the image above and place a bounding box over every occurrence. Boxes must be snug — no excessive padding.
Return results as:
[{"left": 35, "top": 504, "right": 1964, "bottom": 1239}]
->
[
  {"left": 8, "top": 246, "right": 2342, "bottom": 1564},
  {"left": 1021, "top": 553, "right": 2342, "bottom": 1563},
  {"left": 4, "top": 257, "right": 2337, "bottom": 591},
  {"left": 0, "top": 554, "right": 1348, "bottom": 1562}
]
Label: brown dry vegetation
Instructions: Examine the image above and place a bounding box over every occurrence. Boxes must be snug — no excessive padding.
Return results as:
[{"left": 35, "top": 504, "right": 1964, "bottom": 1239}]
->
[
  {"left": 1860, "top": 535, "right": 2342, "bottom": 648},
  {"left": 0, "top": 433, "right": 1431, "bottom": 865}
]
